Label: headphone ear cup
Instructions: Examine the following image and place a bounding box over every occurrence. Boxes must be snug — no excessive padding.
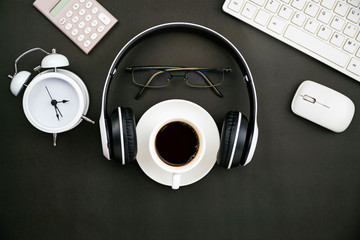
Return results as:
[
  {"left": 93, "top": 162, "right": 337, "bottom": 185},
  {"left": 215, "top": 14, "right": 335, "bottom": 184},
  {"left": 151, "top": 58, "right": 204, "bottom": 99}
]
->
[
  {"left": 110, "top": 107, "right": 137, "bottom": 164},
  {"left": 217, "top": 111, "right": 248, "bottom": 169}
]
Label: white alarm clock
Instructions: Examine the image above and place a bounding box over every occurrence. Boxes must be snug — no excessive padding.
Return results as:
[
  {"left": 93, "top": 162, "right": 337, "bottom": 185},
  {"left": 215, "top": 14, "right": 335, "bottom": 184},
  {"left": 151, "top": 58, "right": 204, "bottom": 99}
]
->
[{"left": 9, "top": 47, "right": 94, "bottom": 146}]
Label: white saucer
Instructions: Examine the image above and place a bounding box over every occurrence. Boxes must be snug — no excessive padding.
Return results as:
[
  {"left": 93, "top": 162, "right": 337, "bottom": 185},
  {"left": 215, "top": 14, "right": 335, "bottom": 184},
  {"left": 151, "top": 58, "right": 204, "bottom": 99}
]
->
[{"left": 136, "top": 99, "right": 220, "bottom": 188}]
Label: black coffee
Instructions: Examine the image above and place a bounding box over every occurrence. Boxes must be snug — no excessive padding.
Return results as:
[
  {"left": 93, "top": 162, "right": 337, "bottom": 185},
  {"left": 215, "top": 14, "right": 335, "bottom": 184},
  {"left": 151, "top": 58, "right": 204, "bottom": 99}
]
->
[{"left": 155, "top": 121, "right": 199, "bottom": 166}]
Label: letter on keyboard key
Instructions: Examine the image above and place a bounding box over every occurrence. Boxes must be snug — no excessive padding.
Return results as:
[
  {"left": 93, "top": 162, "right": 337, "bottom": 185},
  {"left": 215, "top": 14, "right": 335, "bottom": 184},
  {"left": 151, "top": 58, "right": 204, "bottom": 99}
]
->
[{"left": 284, "top": 25, "right": 349, "bottom": 67}]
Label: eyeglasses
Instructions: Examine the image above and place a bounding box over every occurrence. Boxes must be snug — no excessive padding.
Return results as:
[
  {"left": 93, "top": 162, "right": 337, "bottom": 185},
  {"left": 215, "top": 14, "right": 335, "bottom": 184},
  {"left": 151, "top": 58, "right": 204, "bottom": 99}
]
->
[{"left": 126, "top": 66, "right": 232, "bottom": 99}]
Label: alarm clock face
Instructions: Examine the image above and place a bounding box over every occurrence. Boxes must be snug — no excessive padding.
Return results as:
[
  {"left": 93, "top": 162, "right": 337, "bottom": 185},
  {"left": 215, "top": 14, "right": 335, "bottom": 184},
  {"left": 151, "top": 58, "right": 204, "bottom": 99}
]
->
[{"left": 23, "top": 72, "right": 85, "bottom": 133}]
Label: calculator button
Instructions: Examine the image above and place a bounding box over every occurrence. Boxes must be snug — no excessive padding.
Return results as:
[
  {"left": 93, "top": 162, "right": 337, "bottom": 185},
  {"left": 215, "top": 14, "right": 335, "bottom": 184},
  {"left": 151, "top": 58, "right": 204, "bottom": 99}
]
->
[
  {"left": 59, "top": 18, "right": 66, "bottom": 25},
  {"left": 85, "top": 14, "right": 92, "bottom": 21},
  {"left": 79, "top": 0, "right": 86, "bottom": 3},
  {"left": 84, "top": 27, "right": 92, "bottom": 34},
  {"left": 79, "top": 9, "right": 86, "bottom": 16},
  {"left": 71, "top": 29, "right": 79, "bottom": 36},
  {"left": 90, "top": 33, "right": 98, "bottom": 40},
  {"left": 98, "top": 12, "right": 111, "bottom": 25},
  {"left": 84, "top": 40, "right": 91, "bottom": 47},
  {"left": 85, "top": 1, "right": 93, "bottom": 8},
  {"left": 92, "top": 7, "right": 99, "bottom": 14},
  {"left": 78, "top": 34, "right": 85, "bottom": 42},
  {"left": 65, "top": 23, "right": 73, "bottom": 30},
  {"left": 72, "top": 16, "right": 79, "bottom": 23},
  {"left": 97, "top": 25, "right": 105, "bottom": 32},
  {"left": 78, "top": 21, "right": 86, "bottom": 28},
  {"left": 73, "top": 3, "right": 80, "bottom": 10},
  {"left": 91, "top": 19, "right": 98, "bottom": 27},
  {"left": 66, "top": 10, "right": 73, "bottom": 18}
]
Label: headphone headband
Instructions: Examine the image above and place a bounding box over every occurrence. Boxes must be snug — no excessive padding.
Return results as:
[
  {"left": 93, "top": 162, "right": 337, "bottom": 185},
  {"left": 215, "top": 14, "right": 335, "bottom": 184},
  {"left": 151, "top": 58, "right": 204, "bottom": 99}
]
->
[{"left": 99, "top": 22, "right": 258, "bottom": 165}]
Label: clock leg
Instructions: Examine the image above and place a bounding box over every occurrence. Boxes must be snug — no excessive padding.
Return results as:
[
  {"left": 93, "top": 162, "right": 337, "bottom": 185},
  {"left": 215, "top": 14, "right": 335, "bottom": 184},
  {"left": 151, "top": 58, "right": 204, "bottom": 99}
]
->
[{"left": 53, "top": 133, "right": 57, "bottom": 147}]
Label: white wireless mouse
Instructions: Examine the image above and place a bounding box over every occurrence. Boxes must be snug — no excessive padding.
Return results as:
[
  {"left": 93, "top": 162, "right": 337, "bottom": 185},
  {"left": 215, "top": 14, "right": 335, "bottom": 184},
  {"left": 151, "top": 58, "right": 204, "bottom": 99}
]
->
[{"left": 291, "top": 80, "right": 355, "bottom": 133}]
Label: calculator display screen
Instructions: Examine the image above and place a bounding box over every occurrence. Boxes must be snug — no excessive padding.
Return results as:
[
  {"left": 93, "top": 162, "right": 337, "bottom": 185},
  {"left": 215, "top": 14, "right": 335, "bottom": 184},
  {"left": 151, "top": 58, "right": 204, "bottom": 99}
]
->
[{"left": 50, "top": 0, "right": 70, "bottom": 16}]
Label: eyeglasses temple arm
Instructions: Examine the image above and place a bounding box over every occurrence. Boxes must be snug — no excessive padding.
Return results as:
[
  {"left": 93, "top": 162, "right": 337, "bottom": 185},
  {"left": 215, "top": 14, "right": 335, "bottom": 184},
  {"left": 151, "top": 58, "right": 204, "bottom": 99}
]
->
[
  {"left": 197, "top": 71, "right": 223, "bottom": 98},
  {"left": 135, "top": 71, "right": 164, "bottom": 99}
]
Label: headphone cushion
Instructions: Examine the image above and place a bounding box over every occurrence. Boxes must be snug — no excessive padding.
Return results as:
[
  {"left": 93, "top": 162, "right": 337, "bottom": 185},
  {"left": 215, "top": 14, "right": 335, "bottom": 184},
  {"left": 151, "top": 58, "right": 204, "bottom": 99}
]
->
[
  {"left": 217, "top": 111, "right": 248, "bottom": 169},
  {"left": 110, "top": 107, "right": 137, "bottom": 164}
]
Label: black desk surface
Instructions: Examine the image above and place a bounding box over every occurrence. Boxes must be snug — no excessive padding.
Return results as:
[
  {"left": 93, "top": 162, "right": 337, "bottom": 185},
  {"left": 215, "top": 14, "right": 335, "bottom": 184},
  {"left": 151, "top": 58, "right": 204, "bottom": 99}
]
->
[{"left": 1, "top": 0, "right": 359, "bottom": 239}]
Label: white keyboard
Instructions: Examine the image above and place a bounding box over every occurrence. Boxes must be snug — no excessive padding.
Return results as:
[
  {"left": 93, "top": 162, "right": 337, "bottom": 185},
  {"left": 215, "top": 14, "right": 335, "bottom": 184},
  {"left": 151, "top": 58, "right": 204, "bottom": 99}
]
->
[{"left": 223, "top": 0, "right": 360, "bottom": 82}]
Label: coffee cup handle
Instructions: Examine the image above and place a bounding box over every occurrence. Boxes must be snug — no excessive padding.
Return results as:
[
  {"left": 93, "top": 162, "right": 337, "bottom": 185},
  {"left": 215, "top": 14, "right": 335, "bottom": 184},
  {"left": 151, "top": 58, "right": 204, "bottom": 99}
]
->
[{"left": 172, "top": 173, "right": 181, "bottom": 190}]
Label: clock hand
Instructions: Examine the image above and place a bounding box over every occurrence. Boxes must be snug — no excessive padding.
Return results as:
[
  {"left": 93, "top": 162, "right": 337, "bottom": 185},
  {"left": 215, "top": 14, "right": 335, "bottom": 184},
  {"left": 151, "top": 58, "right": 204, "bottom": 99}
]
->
[
  {"left": 46, "top": 86, "right": 65, "bottom": 121},
  {"left": 45, "top": 86, "right": 54, "bottom": 100},
  {"left": 57, "top": 100, "right": 69, "bottom": 103},
  {"left": 55, "top": 105, "right": 63, "bottom": 118},
  {"left": 53, "top": 106, "right": 60, "bottom": 121}
]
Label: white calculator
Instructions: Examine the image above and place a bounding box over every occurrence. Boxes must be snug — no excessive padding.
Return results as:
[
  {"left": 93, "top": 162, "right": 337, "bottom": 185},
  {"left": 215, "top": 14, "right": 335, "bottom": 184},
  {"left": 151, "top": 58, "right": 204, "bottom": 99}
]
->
[{"left": 33, "top": 0, "right": 118, "bottom": 54}]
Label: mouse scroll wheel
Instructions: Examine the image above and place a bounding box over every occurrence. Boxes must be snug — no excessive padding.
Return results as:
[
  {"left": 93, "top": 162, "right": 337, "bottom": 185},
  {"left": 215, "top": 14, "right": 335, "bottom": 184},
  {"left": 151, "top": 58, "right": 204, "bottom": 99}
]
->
[{"left": 301, "top": 94, "right": 316, "bottom": 103}]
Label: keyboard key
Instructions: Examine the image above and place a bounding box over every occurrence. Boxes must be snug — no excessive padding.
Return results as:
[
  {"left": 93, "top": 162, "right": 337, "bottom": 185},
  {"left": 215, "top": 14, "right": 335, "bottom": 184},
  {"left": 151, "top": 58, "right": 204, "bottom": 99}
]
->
[
  {"left": 98, "top": 12, "right": 112, "bottom": 25},
  {"left": 71, "top": 28, "right": 79, "bottom": 36},
  {"left": 292, "top": 12, "right": 306, "bottom": 26},
  {"left": 97, "top": 25, "right": 105, "bottom": 32},
  {"left": 72, "top": 16, "right": 79, "bottom": 23},
  {"left": 79, "top": 9, "right": 86, "bottom": 16},
  {"left": 65, "top": 23, "right": 72, "bottom": 30},
  {"left": 73, "top": 3, "right": 80, "bottom": 10},
  {"left": 90, "top": 32, "right": 98, "bottom": 40},
  {"left": 347, "top": 0, "right": 359, "bottom": 7},
  {"left": 317, "top": 9, "right": 332, "bottom": 24},
  {"left": 284, "top": 25, "right": 349, "bottom": 67},
  {"left": 92, "top": 7, "right": 99, "bottom": 14},
  {"left": 305, "top": 2, "right": 320, "bottom": 17},
  {"left": 343, "top": 23, "right": 358, "bottom": 38},
  {"left": 331, "top": 16, "right": 345, "bottom": 31},
  {"left": 227, "top": 0, "right": 244, "bottom": 12},
  {"left": 291, "top": 0, "right": 307, "bottom": 10},
  {"left": 343, "top": 39, "right": 358, "bottom": 54},
  {"left": 250, "top": 0, "right": 266, "bottom": 6},
  {"left": 265, "top": 0, "right": 280, "bottom": 13},
  {"left": 347, "top": 58, "right": 360, "bottom": 75},
  {"left": 77, "top": 34, "right": 85, "bottom": 42},
  {"left": 317, "top": 25, "right": 332, "bottom": 40},
  {"left": 241, "top": 3, "right": 258, "bottom": 19},
  {"left": 330, "top": 32, "right": 345, "bottom": 47},
  {"left": 255, "top": 9, "right": 271, "bottom": 25},
  {"left": 78, "top": 21, "right": 85, "bottom": 28},
  {"left": 320, "top": 0, "right": 336, "bottom": 9},
  {"left": 66, "top": 10, "right": 73, "bottom": 18},
  {"left": 305, "top": 19, "right": 319, "bottom": 33},
  {"left": 268, "top": 16, "right": 286, "bottom": 34},
  {"left": 59, "top": 18, "right": 66, "bottom": 25},
  {"left": 347, "top": 8, "right": 360, "bottom": 23},
  {"left": 84, "top": 40, "right": 91, "bottom": 47},
  {"left": 85, "top": 1, "right": 93, "bottom": 8},
  {"left": 278, "top": 5, "right": 293, "bottom": 20},
  {"left": 334, "top": 2, "right": 349, "bottom": 16}
]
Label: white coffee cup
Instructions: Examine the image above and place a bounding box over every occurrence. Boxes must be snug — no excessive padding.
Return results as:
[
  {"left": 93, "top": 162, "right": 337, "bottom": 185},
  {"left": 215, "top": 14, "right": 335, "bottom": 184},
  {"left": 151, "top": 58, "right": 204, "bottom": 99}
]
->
[{"left": 148, "top": 118, "right": 206, "bottom": 190}]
